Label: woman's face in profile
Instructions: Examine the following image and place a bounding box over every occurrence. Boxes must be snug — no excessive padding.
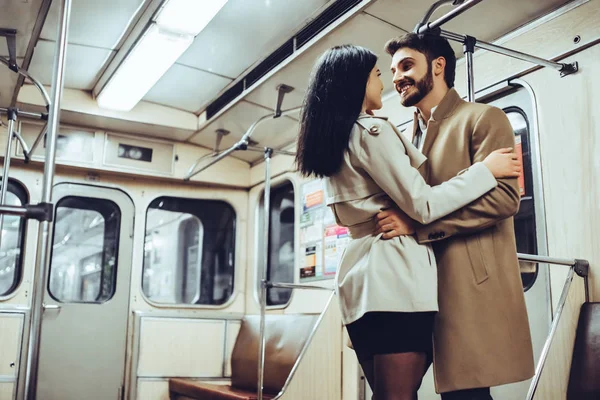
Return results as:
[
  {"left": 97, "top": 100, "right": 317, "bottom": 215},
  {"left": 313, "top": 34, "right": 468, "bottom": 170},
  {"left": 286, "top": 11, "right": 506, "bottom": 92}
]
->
[{"left": 364, "top": 65, "right": 384, "bottom": 112}]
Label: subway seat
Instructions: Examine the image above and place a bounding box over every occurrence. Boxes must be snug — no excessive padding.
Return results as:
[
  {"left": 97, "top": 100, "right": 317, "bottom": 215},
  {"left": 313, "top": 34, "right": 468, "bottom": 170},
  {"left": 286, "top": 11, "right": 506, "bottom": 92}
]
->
[{"left": 170, "top": 314, "right": 318, "bottom": 400}]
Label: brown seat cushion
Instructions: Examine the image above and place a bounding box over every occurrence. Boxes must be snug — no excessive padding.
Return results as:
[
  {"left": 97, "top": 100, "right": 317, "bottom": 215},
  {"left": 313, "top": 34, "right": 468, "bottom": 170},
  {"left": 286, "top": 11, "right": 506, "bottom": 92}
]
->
[
  {"left": 230, "top": 314, "right": 317, "bottom": 394},
  {"left": 567, "top": 302, "right": 600, "bottom": 399},
  {"left": 169, "top": 379, "right": 275, "bottom": 400}
]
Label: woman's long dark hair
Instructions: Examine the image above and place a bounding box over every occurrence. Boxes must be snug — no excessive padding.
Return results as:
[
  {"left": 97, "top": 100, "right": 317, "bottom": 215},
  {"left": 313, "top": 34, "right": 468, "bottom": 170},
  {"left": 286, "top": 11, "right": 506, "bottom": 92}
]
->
[{"left": 295, "top": 45, "right": 377, "bottom": 178}]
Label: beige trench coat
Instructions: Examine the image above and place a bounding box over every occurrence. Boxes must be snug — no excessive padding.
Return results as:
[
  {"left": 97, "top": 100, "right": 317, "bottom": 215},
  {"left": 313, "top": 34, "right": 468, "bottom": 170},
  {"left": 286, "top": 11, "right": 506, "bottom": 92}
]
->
[
  {"left": 325, "top": 114, "right": 497, "bottom": 325},
  {"left": 409, "top": 88, "right": 535, "bottom": 392}
]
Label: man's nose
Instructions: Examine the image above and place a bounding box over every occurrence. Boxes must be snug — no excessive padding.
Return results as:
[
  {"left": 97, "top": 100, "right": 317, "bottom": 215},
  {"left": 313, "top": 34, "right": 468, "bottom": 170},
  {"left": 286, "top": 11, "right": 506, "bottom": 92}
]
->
[{"left": 392, "top": 71, "right": 404, "bottom": 85}]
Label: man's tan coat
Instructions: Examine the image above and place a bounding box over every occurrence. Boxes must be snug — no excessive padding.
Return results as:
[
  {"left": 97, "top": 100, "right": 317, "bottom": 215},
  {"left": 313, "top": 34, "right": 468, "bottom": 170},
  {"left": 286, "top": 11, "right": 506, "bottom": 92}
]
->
[{"left": 411, "top": 88, "right": 535, "bottom": 392}]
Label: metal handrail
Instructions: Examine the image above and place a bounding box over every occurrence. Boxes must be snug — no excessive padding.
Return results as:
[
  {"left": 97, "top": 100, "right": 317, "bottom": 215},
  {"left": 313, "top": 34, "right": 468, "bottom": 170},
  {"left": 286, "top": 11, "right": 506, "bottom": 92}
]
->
[
  {"left": 417, "top": 0, "right": 484, "bottom": 34},
  {"left": 518, "top": 254, "right": 589, "bottom": 400},
  {"left": 0, "top": 57, "right": 51, "bottom": 107},
  {"left": 257, "top": 281, "right": 335, "bottom": 400},
  {"left": 414, "top": 0, "right": 464, "bottom": 32},
  {"left": 260, "top": 254, "right": 589, "bottom": 400},
  {"left": 184, "top": 106, "right": 300, "bottom": 181}
]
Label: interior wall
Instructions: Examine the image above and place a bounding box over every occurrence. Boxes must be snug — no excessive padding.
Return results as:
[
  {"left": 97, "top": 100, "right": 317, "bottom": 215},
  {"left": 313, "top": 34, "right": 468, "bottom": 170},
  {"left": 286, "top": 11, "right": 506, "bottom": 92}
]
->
[{"left": 521, "top": 43, "right": 600, "bottom": 398}]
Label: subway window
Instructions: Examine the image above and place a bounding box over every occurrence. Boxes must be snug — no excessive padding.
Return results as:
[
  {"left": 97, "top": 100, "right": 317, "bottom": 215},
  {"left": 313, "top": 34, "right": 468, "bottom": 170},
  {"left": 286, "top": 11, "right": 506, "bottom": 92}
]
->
[
  {"left": 142, "top": 197, "right": 236, "bottom": 305},
  {"left": 258, "top": 181, "right": 295, "bottom": 306},
  {"left": 506, "top": 108, "right": 538, "bottom": 291},
  {"left": 0, "top": 180, "right": 28, "bottom": 297},
  {"left": 49, "top": 196, "right": 121, "bottom": 303}
]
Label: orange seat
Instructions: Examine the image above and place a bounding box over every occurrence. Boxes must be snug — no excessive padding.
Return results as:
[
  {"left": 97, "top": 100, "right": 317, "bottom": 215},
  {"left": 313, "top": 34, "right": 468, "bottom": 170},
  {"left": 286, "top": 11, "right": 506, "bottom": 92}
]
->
[{"left": 169, "top": 314, "right": 317, "bottom": 400}]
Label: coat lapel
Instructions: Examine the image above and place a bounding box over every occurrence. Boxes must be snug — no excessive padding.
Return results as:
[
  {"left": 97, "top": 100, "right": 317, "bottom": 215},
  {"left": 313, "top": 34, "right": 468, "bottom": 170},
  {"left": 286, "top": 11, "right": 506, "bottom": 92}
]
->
[{"left": 420, "top": 89, "right": 461, "bottom": 156}]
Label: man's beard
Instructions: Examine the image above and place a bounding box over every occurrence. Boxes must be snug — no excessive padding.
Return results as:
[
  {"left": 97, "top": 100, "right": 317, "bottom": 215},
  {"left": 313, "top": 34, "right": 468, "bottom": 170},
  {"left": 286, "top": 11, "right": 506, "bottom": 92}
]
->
[{"left": 396, "top": 66, "right": 434, "bottom": 107}]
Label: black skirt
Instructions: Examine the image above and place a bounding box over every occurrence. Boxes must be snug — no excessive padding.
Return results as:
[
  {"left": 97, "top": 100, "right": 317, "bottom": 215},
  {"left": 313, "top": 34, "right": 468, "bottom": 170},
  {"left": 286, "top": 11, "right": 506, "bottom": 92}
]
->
[{"left": 346, "top": 311, "right": 436, "bottom": 361}]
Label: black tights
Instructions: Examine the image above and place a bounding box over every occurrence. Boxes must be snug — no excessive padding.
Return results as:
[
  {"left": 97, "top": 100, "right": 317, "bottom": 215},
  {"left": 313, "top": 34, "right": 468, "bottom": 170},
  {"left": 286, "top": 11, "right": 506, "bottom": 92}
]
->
[{"left": 359, "top": 352, "right": 428, "bottom": 400}]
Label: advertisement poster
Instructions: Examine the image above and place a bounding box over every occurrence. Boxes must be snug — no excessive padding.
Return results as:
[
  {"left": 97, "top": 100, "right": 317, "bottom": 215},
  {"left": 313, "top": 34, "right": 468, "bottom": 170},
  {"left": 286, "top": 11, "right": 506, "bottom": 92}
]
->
[
  {"left": 299, "top": 179, "right": 350, "bottom": 282},
  {"left": 302, "top": 179, "right": 324, "bottom": 212},
  {"left": 514, "top": 134, "right": 525, "bottom": 196},
  {"left": 300, "top": 180, "right": 326, "bottom": 281}
]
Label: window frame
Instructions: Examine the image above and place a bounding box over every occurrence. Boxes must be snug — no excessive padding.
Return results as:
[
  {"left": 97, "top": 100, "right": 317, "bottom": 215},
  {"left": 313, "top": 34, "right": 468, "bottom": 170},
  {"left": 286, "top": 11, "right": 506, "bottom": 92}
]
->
[
  {"left": 255, "top": 178, "right": 298, "bottom": 310},
  {"left": 504, "top": 106, "right": 539, "bottom": 292},
  {"left": 0, "top": 179, "right": 29, "bottom": 299},
  {"left": 140, "top": 195, "right": 238, "bottom": 309}
]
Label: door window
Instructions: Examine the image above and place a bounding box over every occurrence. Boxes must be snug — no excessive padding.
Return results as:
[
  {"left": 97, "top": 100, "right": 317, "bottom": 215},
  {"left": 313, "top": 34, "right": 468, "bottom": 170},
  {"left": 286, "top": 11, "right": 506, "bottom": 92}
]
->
[
  {"left": 48, "top": 197, "right": 121, "bottom": 303},
  {"left": 0, "top": 180, "right": 28, "bottom": 297}
]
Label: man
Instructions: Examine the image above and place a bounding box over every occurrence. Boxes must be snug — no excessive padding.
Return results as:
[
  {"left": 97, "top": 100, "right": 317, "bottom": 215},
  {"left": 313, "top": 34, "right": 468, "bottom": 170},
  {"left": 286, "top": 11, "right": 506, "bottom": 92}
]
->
[{"left": 377, "top": 33, "right": 534, "bottom": 399}]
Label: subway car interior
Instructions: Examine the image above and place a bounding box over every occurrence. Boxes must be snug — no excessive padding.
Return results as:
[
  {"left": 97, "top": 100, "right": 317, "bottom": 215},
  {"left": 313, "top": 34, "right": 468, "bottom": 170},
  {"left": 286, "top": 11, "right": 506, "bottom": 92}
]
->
[{"left": 0, "top": 0, "right": 599, "bottom": 399}]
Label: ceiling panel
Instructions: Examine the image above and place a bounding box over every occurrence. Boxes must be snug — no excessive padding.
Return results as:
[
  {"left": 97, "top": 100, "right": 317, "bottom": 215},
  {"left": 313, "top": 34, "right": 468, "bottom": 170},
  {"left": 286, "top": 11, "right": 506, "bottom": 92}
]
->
[
  {"left": 365, "top": 0, "right": 570, "bottom": 56},
  {"left": 144, "top": 64, "right": 233, "bottom": 113},
  {"left": 0, "top": 0, "right": 43, "bottom": 57},
  {"left": 177, "top": 0, "right": 330, "bottom": 79},
  {"left": 28, "top": 40, "right": 114, "bottom": 90},
  {"left": 40, "top": 0, "right": 145, "bottom": 50},
  {"left": 189, "top": 100, "right": 298, "bottom": 162},
  {"left": 244, "top": 12, "right": 405, "bottom": 110}
]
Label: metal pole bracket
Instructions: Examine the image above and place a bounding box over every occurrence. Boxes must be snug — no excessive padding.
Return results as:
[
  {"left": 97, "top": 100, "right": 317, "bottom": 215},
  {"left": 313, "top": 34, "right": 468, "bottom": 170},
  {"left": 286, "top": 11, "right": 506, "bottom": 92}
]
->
[
  {"left": 463, "top": 35, "right": 477, "bottom": 54},
  {"left": 274, "top": 84, "right": 294, "bottom": 118},
  {"left": 574, "top": 258, "right": 589, "bottom": 278},
  {"left": 560, "top": 61, "right": 578, "bottom": 78},
  {"left": 26, "top": 202, "right": 54, "bottom": 222},
  {"left": 0, "top": 28, "right": 18, "bottom": 73}
]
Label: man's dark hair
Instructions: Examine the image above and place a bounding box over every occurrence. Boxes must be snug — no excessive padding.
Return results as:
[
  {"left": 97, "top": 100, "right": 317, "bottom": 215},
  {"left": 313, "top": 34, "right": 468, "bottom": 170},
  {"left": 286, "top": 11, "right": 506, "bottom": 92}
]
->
[{"left": 384, "top": 33, "right": 456, "bottom": 89}]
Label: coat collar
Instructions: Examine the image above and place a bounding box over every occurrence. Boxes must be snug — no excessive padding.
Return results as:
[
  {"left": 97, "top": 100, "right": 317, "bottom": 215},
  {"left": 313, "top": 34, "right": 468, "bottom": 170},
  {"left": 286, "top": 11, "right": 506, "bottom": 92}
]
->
[{"left": 410, "top": 88, "right": 463, "bottom": 139}]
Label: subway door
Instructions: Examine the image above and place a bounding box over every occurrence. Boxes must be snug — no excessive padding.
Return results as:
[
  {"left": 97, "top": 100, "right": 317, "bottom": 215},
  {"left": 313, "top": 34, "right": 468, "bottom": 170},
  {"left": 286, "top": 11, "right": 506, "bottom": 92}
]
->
[
  {"left": 36, "top": 183, "right": 134, "bottom": 400},
  {"left": 486, "top": 84, "right": 551, "bottom": 399}
]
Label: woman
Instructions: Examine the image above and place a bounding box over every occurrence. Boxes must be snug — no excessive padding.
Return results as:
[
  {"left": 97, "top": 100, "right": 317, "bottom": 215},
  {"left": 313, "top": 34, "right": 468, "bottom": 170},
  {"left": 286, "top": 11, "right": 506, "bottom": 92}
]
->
[{"left": 295, "top": 45, "right": 520, "bottom": 400}]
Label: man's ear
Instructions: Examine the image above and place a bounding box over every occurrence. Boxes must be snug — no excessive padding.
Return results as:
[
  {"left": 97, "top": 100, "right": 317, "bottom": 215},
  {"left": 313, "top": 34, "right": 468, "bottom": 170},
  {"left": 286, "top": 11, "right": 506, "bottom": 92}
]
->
[{"left": 433, "top": 56, "right": 446, "bottom": 78}]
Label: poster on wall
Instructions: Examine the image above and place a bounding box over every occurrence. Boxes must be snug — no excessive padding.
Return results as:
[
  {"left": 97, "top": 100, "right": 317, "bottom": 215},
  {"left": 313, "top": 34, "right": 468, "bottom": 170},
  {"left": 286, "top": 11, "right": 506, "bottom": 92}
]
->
[
  {"left": 300, "top": 179, "right": 325, "bottom": 281},
  {"left": 299, "top": 179, "right": 349, "bottom": 282}
]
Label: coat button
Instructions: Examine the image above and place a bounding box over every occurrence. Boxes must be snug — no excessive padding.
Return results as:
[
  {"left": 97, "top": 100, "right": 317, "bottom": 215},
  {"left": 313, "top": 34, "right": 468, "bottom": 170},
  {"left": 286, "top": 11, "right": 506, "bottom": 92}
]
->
[{"left": 440, "top": 232, "right": 445, "bottom": 238}]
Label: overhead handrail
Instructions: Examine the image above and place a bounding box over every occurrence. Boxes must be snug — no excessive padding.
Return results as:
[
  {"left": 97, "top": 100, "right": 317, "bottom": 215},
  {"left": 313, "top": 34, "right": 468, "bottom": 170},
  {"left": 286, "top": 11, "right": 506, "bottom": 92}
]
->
[
  {"left": 414, "top": 0, "right": 467, "bottom": 32},
  {"left": 183, "top": 83, "right": 299, "bottom": 181},
  {"left": 183, "top": 106, "right": 299, "bottom": 181},
  {"left": 416, "top": 0, "right": 484, "bottom": 35},
  {"left": 0, "top": 57, "right": 51, "bottom": 108},
  {"left": 413, "top": 0, "right": 578, "bottom": 101}
]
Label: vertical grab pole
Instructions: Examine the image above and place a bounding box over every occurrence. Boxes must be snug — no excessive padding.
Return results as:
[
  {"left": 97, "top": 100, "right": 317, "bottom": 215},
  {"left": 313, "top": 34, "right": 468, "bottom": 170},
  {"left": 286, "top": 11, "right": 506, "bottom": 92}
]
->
[
  {"left": 0, "top": 108, "right": 17, "bottom": 236},
  {"left": 258, "top": 147, "right": 273, "bottom": 400},
  {"left": 464, "top": 35, "right": 476, "bottom": 102},
  {"left": 24, "top": 0, "right": 71, "bottom": 398},
  {"left": 0, "top": 109, "right": 17, "bottom": 251},
  {"left": 1, "top": 109, "right": 16, "bottom": 204}
]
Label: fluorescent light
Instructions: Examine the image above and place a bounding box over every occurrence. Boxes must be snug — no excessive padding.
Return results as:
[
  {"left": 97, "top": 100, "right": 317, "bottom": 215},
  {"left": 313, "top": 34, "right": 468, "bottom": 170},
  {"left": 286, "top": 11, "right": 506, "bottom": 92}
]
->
[
  {"left": 97, "top": 24, "right": 193, "bottom": 111},
  {"left": 155, "top": 0, "right": 228, "bottom": 36},
  {"left": 97, "top": 0, "right": 228, "bottom": 111}
]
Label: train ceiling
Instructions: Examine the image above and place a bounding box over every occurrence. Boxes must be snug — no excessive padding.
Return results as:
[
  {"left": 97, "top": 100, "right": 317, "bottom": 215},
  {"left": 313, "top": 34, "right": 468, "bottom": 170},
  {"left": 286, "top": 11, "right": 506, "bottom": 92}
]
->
[{"left": 0, "top": 0, "right": 572, "bottom": 163}]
